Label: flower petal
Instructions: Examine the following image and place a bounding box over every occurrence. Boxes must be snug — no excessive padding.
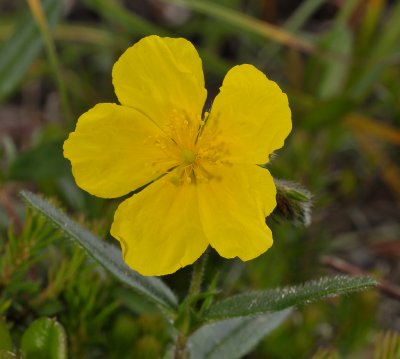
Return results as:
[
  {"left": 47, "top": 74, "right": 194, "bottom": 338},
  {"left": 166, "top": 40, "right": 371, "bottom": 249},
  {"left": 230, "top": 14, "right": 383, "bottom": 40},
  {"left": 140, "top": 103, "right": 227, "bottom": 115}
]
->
[
  {"left": 110, "top": 173, "right": 208, "bottom": 276},
  {"left": 197, "top": 164, "right": 276, "bottom": 261},
  {"left": 112, "top": 35, "right": 207, "bottom": 131},
  {"left": 204, "top": 64, "right": 291, "bottom": 164},
  {"left": 64, "top": 103, "right": 177, "bottom": 198}
]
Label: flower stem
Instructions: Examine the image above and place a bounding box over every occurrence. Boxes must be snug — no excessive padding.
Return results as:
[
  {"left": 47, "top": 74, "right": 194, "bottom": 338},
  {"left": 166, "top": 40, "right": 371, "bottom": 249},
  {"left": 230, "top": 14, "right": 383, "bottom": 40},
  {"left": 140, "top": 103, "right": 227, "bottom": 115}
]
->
[
  {"left": 188, "top": 251, "right": 208, "bottom": 296},
  {"left": 174, "top": 333, "right": 188, "bottom": 359},
  {"left": 174, "top": 252, "right": 208, "bottom": 359}
]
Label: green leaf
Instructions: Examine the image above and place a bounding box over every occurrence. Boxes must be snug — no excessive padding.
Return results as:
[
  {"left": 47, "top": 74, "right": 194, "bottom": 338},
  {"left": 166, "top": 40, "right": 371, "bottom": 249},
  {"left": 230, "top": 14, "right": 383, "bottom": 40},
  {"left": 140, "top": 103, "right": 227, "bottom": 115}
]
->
[
  {"left": 0, "top": 0, "right": 61, "bottom": 101},
  {"left": 20, "top": 191, "right": 178, "bottom": 316},
  {"left": 204, "top": 276, "right": 376, "bottom": 321},
  {"left": 188, "top": 309, "right": 291, "bottom": 359},
  {"left": 0, "top": 318, "right": 12, "bottom": 351},
  {"left": 20, "top": 318, "right": 66, "bottom": 359}
]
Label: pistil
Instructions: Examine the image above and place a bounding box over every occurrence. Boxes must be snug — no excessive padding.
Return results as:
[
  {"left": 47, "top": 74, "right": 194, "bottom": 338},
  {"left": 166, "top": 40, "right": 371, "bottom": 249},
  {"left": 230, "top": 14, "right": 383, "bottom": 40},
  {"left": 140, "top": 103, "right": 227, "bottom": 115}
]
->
[{"left": 181, "top": 149, "right": 196, "bottom": 165}]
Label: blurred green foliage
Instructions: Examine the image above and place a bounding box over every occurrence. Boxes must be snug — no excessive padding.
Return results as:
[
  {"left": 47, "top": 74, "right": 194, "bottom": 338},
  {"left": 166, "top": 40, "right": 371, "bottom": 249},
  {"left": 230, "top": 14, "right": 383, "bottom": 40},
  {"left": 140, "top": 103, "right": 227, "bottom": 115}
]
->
[{"left": 1, "top": 0, "right": 400, "bottom": 357}]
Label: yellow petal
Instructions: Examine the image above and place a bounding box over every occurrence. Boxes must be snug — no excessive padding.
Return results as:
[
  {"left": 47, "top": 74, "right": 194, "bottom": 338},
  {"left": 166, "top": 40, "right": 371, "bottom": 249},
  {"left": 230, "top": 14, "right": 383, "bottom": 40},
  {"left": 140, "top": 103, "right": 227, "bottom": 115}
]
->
[
  {"left": 111, "top": 173, "right": 208, "bottom": 276},
  {"left": 64, "top": 103, "right": 177, "bottom": 198},
  {"left": 112, "top": 35, "right": 207, "bottom": 132},
  {"left": 204, "top": 64, "right": 292, "bottom": 164},
  {"left": 197, "top": 164, "right": 276, "bottom": 261}
]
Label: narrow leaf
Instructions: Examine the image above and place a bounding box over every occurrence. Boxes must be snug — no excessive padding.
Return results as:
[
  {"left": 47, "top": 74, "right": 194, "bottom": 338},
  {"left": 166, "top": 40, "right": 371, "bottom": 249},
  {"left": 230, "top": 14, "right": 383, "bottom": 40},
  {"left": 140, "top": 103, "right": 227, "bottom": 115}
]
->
[
  {"left": 189, "top": 309, "right": 291, "bottom": 359},
  {"left": 0, "top": 0, "right": 61, "bottom": 101},
  {"left": 0, "top": 319, "right": 12, "bottom": 351},
  {"left": 20, "top": 191, "right": 178, "bottom": 315},
  {"left": 20, "top": 318, "right": 66, "bottom": 359},
  {"left": 205, "top": 275, "right": 376, "bottom": 321}
]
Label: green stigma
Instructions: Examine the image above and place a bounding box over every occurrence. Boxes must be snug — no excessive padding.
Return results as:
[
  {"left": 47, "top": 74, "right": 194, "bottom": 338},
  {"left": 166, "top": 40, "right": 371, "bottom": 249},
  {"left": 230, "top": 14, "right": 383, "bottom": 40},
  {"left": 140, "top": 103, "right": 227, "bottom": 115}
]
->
[{"left": 181, "top": 149, "right": 196, "bottom": 165}]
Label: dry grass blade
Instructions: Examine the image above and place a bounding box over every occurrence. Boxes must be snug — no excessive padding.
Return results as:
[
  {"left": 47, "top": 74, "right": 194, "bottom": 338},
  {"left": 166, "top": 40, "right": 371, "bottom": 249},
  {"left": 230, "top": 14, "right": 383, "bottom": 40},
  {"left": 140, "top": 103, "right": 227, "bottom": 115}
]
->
[
  {"left": 345, "top": 113, "right": 400, "bottom": 145},
  {"left": 163, "top": 0, "right": 315, "bottom": 53}
]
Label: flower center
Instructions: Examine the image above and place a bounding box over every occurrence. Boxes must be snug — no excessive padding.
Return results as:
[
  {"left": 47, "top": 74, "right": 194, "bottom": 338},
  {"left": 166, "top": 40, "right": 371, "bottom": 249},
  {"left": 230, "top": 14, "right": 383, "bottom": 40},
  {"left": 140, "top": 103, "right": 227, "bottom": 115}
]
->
[
  {"left": 146, "top": 109, "right": 231, "bottom": 185},
  {"left": 181, "top": 149, "right": 196, "bottom": 165}
]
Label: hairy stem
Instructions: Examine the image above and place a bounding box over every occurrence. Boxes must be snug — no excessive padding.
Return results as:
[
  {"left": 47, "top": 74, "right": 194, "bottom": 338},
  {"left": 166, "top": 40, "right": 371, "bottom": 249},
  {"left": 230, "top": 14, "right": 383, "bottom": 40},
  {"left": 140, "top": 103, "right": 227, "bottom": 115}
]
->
[
  {"left": 174, "top": 252, "right": 208, "bottom": 359},
  {"left": 188, "top": 251, "right": 208, "bottom": 296}
]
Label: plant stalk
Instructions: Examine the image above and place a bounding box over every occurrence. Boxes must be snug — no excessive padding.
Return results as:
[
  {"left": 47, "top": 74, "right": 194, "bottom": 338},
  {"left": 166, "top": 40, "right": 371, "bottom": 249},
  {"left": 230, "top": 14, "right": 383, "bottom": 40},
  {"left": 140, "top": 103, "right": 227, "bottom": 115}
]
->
[
  {"left": 188, "top": 251, "right": 208, "bottom": 297},
  {"left": 174, "top": 252, "right": 208, "bottom": 359}
]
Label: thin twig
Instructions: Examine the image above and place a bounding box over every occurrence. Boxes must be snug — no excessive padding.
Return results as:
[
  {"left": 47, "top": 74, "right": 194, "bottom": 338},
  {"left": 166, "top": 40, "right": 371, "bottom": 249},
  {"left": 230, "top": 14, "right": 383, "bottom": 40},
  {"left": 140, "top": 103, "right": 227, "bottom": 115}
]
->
[{"left": 320, "top": 255, "right": 400, "bottom": 300}]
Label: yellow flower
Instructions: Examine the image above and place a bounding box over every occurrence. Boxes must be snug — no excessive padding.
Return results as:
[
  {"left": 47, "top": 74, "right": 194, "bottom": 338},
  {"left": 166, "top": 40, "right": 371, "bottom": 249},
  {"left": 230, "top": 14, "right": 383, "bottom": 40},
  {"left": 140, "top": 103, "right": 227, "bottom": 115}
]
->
[{"left": 63, "top": 36, "right": 292, "bottom": 276}]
